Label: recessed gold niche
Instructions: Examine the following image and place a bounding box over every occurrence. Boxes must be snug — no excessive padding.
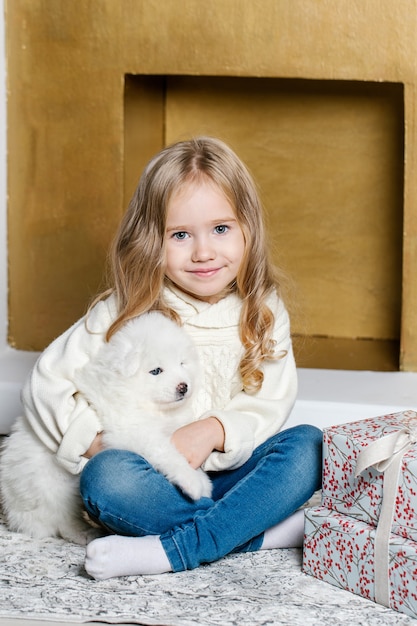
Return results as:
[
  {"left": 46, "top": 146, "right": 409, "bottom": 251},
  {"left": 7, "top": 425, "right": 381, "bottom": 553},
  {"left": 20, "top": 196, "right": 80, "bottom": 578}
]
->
[{"left": 123, "top": 75, "right": 404, "bottom": 371}]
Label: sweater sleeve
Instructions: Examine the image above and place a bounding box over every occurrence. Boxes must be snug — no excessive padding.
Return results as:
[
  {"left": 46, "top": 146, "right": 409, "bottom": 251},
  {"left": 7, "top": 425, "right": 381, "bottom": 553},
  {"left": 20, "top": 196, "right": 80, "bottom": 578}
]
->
[
  {"left": 21, "top": 298, "right": 115, "bottom": 475},
  {"left": 201, "top": 298, "right": 298, "bottom": 472}
]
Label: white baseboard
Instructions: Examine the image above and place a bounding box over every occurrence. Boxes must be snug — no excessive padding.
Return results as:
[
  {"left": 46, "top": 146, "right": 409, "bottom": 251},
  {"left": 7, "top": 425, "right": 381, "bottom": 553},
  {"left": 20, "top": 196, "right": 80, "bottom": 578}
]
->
[
  {"left": 288, "top": 368, "right": 417, "bottom": 429},
  {"left": 0, "top": 347, "right": 39, "bottom": 433}
]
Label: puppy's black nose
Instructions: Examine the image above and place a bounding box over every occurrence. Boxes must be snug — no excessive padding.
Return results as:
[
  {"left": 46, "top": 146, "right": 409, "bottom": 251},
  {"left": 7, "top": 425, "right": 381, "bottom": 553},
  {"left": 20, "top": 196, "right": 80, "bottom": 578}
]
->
[{"left": 177, "top": 382, "right": 188, "bottom": 397}]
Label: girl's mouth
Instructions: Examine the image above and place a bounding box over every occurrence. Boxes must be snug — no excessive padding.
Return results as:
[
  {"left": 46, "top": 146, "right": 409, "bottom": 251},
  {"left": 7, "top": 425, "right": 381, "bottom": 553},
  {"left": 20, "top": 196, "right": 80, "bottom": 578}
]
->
[{"left": 189, "top": 268, "right": 221, "bottom": 278}]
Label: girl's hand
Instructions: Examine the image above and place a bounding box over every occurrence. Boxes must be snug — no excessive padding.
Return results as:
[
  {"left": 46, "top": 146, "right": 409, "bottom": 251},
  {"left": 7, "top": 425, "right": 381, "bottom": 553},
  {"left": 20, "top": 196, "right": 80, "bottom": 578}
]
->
[
  {"left": 171, "top": 417, "right": 225, "bottom": 469},
  {"left": 83, "top": 432, "right": 104, "bottom": 458}
]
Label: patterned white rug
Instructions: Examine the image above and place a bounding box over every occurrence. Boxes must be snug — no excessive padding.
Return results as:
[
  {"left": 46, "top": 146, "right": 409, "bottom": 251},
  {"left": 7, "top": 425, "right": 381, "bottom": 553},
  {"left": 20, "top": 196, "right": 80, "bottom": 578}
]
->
[{"left": 0, "top": 509, "right": 416, "bottom": 625}]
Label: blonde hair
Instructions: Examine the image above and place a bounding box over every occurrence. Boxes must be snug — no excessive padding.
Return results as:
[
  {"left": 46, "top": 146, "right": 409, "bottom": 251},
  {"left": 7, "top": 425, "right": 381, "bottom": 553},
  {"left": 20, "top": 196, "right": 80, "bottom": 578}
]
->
[{"left": 94, "top": 136, "right": 284, "bottom": 393}]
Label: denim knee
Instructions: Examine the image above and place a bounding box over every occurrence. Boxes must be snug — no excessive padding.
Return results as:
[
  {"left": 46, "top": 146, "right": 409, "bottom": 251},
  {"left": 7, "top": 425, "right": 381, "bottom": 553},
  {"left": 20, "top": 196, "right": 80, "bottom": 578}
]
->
[
  {"left": 286, "top": 424, "right": 323, "bottom": 491},
  {"left": 80, "top": 449, "right": 139, "bottom": 503},
  {"left": 79, "top": 448, "right": 213, "bottom": 536}
]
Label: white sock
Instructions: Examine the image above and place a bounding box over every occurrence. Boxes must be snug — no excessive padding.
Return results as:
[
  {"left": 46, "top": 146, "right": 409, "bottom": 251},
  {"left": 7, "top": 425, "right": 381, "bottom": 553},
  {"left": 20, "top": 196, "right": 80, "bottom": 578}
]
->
[
  {"left": 85, "top": 534, "right": 172, "bottom": 580},
  {"left": 260, "top": 508, "right": 305, "bottom": 550}
]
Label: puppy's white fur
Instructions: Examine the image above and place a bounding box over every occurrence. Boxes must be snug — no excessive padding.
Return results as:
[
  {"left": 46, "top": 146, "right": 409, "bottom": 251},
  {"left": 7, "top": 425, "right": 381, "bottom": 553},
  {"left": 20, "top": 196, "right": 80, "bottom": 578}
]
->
[{"left": 0, "top": 312, "right": 212, "bottom": 544}]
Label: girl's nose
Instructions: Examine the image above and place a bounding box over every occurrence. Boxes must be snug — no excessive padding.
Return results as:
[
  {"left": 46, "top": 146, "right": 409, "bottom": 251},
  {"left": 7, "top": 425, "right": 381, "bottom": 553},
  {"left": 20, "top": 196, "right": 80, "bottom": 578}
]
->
[{"left": 191, "top": 237, "right": 215, "bottom": 262}]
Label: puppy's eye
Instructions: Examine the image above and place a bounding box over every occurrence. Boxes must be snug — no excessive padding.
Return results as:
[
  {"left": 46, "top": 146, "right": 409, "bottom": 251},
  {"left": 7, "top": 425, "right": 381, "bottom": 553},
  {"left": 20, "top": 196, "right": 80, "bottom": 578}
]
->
[{"left": 149, "top": 367, "right": 163, "bottom": 376}]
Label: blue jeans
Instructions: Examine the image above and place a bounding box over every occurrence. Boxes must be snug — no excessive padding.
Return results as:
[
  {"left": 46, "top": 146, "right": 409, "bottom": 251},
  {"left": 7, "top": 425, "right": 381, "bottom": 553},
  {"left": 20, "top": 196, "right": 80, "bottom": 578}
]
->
[{"left": 80, "top": 424, "right": 322, "bottom": 572}]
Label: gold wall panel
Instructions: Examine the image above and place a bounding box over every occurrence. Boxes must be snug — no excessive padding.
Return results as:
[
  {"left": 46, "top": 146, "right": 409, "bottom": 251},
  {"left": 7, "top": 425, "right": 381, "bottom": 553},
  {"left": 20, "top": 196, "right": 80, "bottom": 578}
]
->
[{"left": 5, "top": 0, "right": 417, "bottom": 372}]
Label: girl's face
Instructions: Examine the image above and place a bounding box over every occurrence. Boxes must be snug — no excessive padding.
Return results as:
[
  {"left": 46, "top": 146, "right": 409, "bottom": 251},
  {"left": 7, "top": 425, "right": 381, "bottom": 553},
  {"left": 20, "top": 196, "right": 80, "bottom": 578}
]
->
[{"left": 164, "top": 180, "right": 245, "bottom": 303}]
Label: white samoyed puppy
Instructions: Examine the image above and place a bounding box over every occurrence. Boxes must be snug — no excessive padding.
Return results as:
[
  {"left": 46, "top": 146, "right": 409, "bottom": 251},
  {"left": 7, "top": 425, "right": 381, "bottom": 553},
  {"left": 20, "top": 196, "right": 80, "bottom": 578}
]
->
[{"left": 0, "top": 312, "right": 212, "bottom": 544}]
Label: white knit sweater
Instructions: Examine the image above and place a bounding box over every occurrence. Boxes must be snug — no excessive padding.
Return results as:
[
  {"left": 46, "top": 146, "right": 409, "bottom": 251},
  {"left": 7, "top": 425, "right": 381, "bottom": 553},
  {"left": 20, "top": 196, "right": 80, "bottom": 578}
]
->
[{"left": 21, "top": 285, "right": 297, "bottom": 475}]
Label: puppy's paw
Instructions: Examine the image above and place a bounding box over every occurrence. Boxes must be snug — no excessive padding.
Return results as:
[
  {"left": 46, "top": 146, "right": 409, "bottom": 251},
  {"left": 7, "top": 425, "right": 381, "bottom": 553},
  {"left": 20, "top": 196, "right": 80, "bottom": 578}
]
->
[
  {"left": 177, "top": 468, "right": 212, "bottom": 501},
  {"left": 196, "top": 469, "right": 213, "bottom": 499},
  {"left": 58, "top": 519, "right": 105, "bottom": 545}
]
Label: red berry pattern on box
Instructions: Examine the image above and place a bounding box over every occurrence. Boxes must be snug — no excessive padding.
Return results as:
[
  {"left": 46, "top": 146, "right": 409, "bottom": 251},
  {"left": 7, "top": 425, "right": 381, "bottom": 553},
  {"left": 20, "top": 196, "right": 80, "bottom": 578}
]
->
[
  {"left": 322, "top": 410, "right": 417, "bottom": 542},
  {"left": 303, "top": 505, "right": 417, "bottom": 620}
]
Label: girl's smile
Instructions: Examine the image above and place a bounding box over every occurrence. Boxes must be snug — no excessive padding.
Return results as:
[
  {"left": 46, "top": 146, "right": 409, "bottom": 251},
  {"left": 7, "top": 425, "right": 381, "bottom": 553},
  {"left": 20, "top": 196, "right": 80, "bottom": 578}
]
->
[{"left": 164, "top": 180, "right": 245, "bottom": 303}]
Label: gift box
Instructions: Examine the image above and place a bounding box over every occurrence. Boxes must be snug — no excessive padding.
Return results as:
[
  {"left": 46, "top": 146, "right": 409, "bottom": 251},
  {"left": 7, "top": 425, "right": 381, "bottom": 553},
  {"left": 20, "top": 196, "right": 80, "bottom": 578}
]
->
[
  {"left": 303, "top": 505, "right": 417, "bottom": 620},
  {"left": 322, "top": 409, "right": 417, "bottom": 542}
]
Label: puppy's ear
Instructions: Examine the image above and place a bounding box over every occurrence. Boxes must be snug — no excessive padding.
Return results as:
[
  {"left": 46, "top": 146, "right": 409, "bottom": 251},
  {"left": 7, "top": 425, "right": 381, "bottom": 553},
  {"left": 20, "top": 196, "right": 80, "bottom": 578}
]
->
[{"left": 110, "top": 350, "right": 141, "bottom": 377}]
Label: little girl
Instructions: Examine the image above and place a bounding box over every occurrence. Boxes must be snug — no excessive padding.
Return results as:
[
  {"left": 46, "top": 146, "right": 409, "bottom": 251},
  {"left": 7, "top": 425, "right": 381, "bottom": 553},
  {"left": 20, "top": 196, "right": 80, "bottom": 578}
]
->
[{"left": 23, "top": 136, "right": 322, "bottom": 579}]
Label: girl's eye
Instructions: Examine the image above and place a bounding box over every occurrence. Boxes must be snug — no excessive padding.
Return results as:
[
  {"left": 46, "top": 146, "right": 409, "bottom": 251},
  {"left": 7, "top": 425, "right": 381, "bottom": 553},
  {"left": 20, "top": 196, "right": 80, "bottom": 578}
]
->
[
  {"left": 172, "top": 231, "right": 189, "bottom": 241},
  {"left": 149, "top": 367, "right": 163, "bottom": 376},
  {"left": 214, "top": 224, "right": 229, "bottom": 234}
]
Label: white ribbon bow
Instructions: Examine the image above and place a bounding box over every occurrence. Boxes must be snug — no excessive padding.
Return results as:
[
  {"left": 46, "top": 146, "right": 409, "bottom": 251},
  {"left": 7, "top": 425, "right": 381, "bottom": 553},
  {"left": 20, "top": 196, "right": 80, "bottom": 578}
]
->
[{"left": 354, "top": 426, "right": 417, "bottom": 607}]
